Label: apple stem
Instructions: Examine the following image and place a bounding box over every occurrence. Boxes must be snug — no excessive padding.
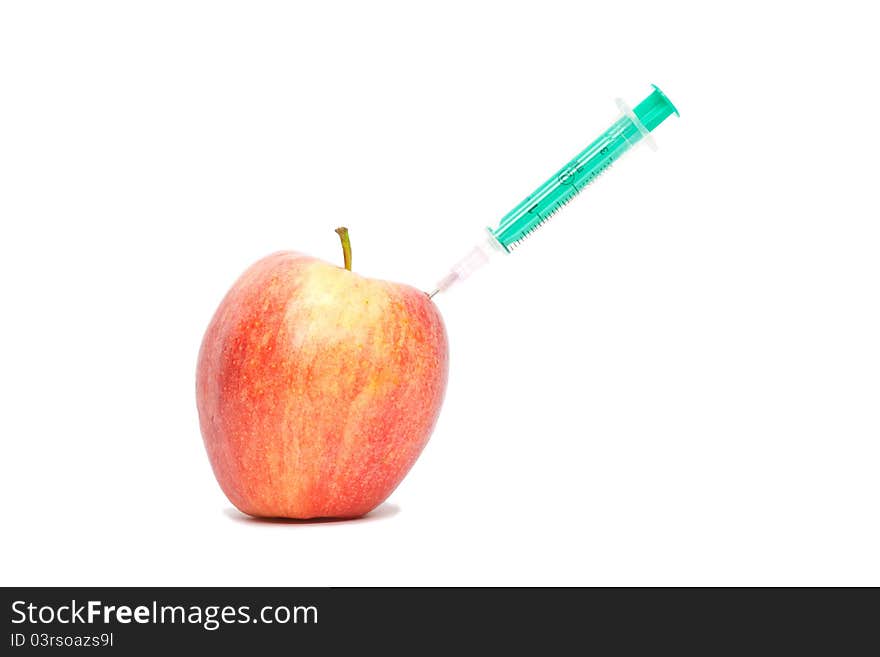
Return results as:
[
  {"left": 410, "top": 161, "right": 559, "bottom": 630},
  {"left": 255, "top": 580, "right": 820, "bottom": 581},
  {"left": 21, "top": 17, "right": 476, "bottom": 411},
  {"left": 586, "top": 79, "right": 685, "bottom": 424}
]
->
[{"left": 335, "top": 227, "right": 352, "bottom": 271}]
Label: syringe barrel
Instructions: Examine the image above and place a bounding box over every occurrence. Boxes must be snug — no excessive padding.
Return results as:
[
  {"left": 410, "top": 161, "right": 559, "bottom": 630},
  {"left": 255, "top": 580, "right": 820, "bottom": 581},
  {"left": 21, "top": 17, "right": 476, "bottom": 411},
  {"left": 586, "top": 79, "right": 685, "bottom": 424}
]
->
[{"left": 489, "top": 85, "right": 678, "bottom": 251}]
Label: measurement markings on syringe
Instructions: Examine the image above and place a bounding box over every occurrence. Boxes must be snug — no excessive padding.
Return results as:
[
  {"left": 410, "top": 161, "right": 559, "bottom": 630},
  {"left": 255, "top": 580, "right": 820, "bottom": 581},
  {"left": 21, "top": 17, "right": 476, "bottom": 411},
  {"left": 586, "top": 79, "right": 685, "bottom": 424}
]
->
[{"left": 508, "top": 156, "right": 615, "bottom": 250}]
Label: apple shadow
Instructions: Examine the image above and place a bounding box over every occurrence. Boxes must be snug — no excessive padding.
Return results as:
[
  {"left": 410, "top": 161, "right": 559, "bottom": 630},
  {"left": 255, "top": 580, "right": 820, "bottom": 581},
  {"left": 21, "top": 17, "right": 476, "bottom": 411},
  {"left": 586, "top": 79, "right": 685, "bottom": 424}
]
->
[{"left": 222, "top": 502, "right": 400, "bottom": 526}]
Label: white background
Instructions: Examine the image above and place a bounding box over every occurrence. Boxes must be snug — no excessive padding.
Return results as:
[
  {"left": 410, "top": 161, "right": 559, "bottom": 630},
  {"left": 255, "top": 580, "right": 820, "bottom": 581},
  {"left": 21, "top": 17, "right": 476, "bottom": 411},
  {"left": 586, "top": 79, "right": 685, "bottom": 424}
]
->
[{"left": 1, "top": 1, "right": 878, "bottom": 586}]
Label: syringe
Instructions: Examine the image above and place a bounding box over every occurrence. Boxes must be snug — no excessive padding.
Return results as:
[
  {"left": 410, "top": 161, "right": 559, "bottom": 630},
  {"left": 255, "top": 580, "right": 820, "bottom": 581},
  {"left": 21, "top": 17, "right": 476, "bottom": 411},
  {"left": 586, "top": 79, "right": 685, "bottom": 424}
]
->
[{"left": 429, "top": 84, "right": 679, "bottom": 298}]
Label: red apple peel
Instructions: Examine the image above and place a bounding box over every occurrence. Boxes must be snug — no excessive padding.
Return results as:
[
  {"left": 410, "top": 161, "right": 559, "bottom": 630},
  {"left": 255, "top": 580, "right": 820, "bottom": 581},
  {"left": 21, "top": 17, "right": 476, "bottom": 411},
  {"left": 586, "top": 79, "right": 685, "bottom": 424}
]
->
[{"left": 196, "top": 229, "right": 448, "bottom": 519}]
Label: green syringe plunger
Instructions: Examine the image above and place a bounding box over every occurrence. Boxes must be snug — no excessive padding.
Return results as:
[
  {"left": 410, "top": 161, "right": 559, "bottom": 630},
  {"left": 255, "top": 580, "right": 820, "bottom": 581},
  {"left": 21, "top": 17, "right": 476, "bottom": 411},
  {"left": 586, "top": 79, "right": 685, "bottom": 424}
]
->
[{"left": 430, "top": 85, "right": 679, "bottom": 298}]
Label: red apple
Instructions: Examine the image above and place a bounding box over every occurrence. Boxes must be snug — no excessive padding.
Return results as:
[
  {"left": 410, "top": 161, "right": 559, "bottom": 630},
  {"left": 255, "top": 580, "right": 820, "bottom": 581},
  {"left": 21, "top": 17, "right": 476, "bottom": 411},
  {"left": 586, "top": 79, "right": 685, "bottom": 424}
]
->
[{"left": 196, "top": 229, "right": 448, "bottom": 519}]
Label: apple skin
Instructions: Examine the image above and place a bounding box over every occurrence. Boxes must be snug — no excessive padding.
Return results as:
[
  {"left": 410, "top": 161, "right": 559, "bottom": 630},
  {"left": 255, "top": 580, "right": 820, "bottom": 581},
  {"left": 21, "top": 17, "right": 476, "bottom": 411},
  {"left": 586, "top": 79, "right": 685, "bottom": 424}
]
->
[{"left": 196, "top": 251, "right": 448, "bottom": 519}]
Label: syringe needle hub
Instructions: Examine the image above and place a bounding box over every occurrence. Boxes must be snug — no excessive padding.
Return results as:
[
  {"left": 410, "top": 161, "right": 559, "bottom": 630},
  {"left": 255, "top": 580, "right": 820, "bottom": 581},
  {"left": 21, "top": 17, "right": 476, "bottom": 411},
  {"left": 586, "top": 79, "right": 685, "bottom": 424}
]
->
[{"left": 429, "top": 234, "right": 504, "bottom": 298}]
